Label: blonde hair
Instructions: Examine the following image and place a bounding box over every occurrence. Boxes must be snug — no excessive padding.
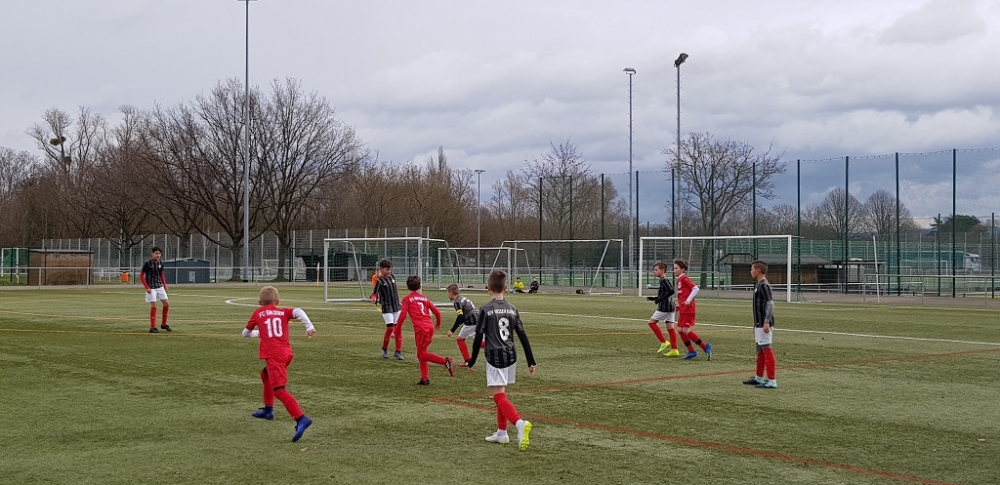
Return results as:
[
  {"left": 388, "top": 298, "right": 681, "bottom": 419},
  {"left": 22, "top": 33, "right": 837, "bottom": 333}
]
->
[{"left": 259, "top": 285, "right": 280, "bottom": 305}]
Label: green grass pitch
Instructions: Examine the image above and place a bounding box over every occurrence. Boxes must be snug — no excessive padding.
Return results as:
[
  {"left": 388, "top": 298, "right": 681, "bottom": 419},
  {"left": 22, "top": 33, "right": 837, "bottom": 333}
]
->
[{"left": 1, "top": 285, "right": 998, "bottom": 484}]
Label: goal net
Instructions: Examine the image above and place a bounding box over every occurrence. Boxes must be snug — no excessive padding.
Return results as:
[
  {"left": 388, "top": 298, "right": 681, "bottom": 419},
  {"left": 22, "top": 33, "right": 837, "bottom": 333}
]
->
[
  {"left": 638, "top": 235, "right": 797, "bottom": 303},
  {"left": 499, "top": 239, "right": 624, "bottom": 295},
  {"left": 322, "top": 237, "right": 452, "bottom": 302},
  {"left": 436, "top": 246, "right": 532, "bottom": 291}
]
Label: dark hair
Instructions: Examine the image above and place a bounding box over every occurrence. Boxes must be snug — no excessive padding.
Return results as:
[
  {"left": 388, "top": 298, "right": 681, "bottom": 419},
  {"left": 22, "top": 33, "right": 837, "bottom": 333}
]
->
[
  {"left": 653, "top": 261, "right": 668, "bottom": 272},
  {"left": 487, "top": 270, "right": 507, "bottom": 293},
  {"left": 151, "top": 246, "right": 162, "bottom": 254},
  {"left": 406, "top": 275, "right": 421, "bottom": 291},
  {"left": 379, "top": 259, "right": 393, "bottom": 269},
  {"left": 446, "top": 283, "right": 459, "bottom": 294},
  {"left": 752, "top": 260, "right": 768, "bottom": 274},
  {"left": 673, "top": 259, "right": 688, "bottom": 271}
]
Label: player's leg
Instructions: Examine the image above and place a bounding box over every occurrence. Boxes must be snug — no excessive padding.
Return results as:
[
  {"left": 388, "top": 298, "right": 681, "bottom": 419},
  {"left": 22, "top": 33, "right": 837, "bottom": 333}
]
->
[
  {"left": 490, "top": 365, "right": 531, "bottom": 451},
  {"left": 755, "top": 328, "right": 776, "bottom": 388},
  {"left": 253, "top": 366, "right": 275, "bottom": 419},
  {"left": 381, "top": 312, "right": 395, "bottom": 358},
  {"left": 485, "top": 383, "right": 510, "bottom": 443},
  {"left": 684, "top": 327, "right": 710, "bottom": 356},
  {"left": 159, "top": 291, "right": 171, "bottom": 331},
  {"left": 664, "top": 320, "right": 680, "bottom": 357},
  {"left": 456, "top": 325, "right": 476, "bottom": 364},
  {"left": 679, "top": 317, "right": 698, "bottom": 359},
  {"left": 145, "top": 289, "right": 159, "bottom": 332},
  {"left": 649, "top": 312, "right": 668, "bottom": 353},
  {"left": 456, "top": 338, "right": 471, "bottom": 364},
  {"left": 392, "top": 311, "right": 404, "bottom": 359},
  {"left": 268, "top": 356, "right": 313, "bottom": 440}
]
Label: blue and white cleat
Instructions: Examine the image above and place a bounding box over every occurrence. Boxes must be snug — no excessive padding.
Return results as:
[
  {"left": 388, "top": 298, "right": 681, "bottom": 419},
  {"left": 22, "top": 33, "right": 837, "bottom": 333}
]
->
[
  {"left": 682, "top": 351, "right": 698, "bottom": 360},
  {"left": 251, "top": 407, "right": 274, "bottom": 420},
  {"left": 704, "top": 343, "right": 713, "bottom": 361},
  {"left": 292, "top": 416, "right": 313, "bottom": 442}
]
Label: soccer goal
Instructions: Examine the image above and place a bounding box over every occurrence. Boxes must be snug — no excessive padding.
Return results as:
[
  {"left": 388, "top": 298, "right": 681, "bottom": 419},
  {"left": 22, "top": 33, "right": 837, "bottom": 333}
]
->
[
  {"left": 436, "top": 246, "right": 532, "bottom": 291},
  {"left": 499, "top": 239, "right": 624, "bottom": 295},
  {"left": 638, "top": 235, "right": 797, "bottom": 303},
  {"left": 322, "top": 237, "right": 453, "bottom": 302}
]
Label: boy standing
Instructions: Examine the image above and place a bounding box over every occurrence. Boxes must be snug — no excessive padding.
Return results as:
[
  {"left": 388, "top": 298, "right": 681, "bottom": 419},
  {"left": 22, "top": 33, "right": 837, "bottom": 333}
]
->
[
  {"left": 469, "top": 270, "right": 536, "bottom": 451},
  {"left": 446, "top": 284, "right": 478, "bottom": 367},
  {"left": 674, "top": 259, "right": 712, "bottom": 360},
  {"left": 242, "top": 285, "right": 316, "bottom": 442},
  {"left": 645, "top": 262, "right": 679, "bottom": 357},
  {"left": 370, "top": 259, "right": 404, "bottom": 360},
  {"left": 397, "top": 276, "right": 454, "bottom": 385},
  {"left": 141, "top": 246, "right": 171, "bottom": 333},
  {"left": 744, "top": 260, "right": 777, "bottom": 389}
]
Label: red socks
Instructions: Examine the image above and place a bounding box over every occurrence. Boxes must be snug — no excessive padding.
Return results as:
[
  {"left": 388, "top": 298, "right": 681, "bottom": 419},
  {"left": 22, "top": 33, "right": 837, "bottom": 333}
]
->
[
  {"left": 161, "top": 306, "right": 169, "bottom": 326},
  {"left": 756, "top": 351, "right": 765, "bottom": 378},
  {"left": 393, "top": 325, "right": 404, "bottom": 352},
  {"left": 274, "top": 388, "right": 303, "bottom": 420},
  {"left": 149, "top": 307, "right": 156, "bottom": 328},
  {"left": 687, "top": 330, "right": 708, "bottom": 350},
  {"left": 648, "top": 322, "right": 666, "bottom": 343},
  {"left": 260, "top": 369, "right": 274, "bottom": 406},
  {"left": 667, "top": 328, "right": 678, "bottom": 349},
  {"left": 497, "top": 406, "right": 507, "bottom": 431},
  {"left": 382, "top": 327, "right": 393, "bottom": 350},
  {"left": 456, "top": 339, "right": 471, "bottom": 362},
  {"left": 763, "top": 348, "right": 776, "bottom": 380},
  {"left": 417, "top": 347, "right": 447, "bottom": 380},
  {"left": 493, "top": 393, "right": 520, "bottom": 426}
]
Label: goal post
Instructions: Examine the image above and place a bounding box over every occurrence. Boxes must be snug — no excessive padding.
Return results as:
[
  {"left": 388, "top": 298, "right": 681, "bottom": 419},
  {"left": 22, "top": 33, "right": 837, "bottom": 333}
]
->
[
  {"left": 499, "top": 239, "right": 624, "bottom": 295},
  {"left": 322, "top": 237, "right": 452, "bottom": 302},
  {"left": 638, "top": 235, "right": 795, "bottom": 303},
  {"left": 436, "top": 246, "right": 531, "bottom": 291}
]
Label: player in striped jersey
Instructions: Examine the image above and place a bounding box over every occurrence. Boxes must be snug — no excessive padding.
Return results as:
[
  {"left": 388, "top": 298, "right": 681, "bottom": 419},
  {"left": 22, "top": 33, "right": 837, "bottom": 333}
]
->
[
  {"left": 446, "top": 284, "right": 482, "bottom": 367},
  {"left": 468, "top": 270, "right": 536, "bottom": 451},
  {"left": 745, "top": 260, "right": 777, "bottom": 388},
  {"left": 141, "top": 246, "right": 171, "bottom": 333},
  {"left": 370, "top": 259, "right": 404, "bottom": 360}
]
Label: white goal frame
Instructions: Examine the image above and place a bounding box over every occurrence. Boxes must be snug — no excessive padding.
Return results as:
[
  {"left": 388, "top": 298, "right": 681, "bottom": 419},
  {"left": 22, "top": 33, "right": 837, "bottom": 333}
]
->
[
  {"left": 322, "top": 237, "right": 451, "bottom": 302},
  {"left": 638, "top": 235, "right": 794, "bottom": 303},
  {"left": 436, "top": 246, "right": 531, "bottom": 290},
  {"left": 500, "top": 239, "right": 624, "bottom": 295}
]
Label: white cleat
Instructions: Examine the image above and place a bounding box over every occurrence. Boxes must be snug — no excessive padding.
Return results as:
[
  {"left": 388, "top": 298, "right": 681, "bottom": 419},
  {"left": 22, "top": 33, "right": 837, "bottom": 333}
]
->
[{"left": 485, "top": 431, "right": 510, "bottom": 444}]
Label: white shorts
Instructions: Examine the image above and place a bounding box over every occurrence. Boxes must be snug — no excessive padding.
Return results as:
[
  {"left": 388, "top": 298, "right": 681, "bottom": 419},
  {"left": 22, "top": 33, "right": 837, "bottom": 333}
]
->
[
  {"left": 755, "top": 327, "right": 773, "bottom": 346},
  {"left": 145, "top": 288, "right": 168, "bottom": 303},
  {"left": 457, "top": 324, "right": 477, "bottom": 339},
  {"left": 382, "top": 311, "right": 401, "bottom": 326},
  {"left": 486, "top": 363, "right": 516, "bottom": 387},
  {"left": 650, "top": 310, "right": 675, "bottom": 323}
]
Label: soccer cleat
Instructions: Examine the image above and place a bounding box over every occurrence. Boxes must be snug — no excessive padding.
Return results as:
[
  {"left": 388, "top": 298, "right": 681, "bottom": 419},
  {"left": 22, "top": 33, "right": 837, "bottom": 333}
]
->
[
  {"left": 704, "top": 343, "right": 712, "bottom": 360},
  {"left": 444, "top": 357, "right": 455, "bottom": 376},
  {"left": 381, "top": 348, "right": 389, "bottom": 359},
  {"left": 459, "top": 361, "right": 470, "bottom": 368},
  {"left": 657, "top": 342, "right": 670, "bottom": 354},
  {"left": 292, "top": 416, "right": 312, "bottom": 442},
  {"left": 756, "top": 380, "right": 778, "bottom": 389},
  {"left": 394, "top": 351, "right": 405, "bottom": 361},
  {"left": 160, "top": 324, "right": 172, "bottom": 332},
  {"left": 663, "top": 349, "right": 680, "bottom": 357},
  {"left": 485, "top": 431, "right": 510, "bottom": 444},
  {"left": 251, "top": 407, "right": 274, "bottom": 420},
  {"left": 416, "top": 379, "right": 430, "bottom": 385},
  {"left": 517, "top": 420, "right": 532, "bottom": 451},
  {"left": 743, "top": 377, "right": 764, "bottom": 385},
  {"left": 148, "top": 327, "right": 159, "bottom": 333},
  {"left": 682, "top": 351, "right": 698, "bottom": 360}
]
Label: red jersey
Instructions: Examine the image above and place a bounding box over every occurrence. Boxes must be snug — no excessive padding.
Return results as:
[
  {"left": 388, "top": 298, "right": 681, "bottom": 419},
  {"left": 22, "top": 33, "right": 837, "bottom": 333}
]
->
[
  {"left": 245, "top": 305, "right": 297, "bottom": 359},
  {"left": 676, "top": 273, "right": 697, "bottom": 313},
  {"left": 398, "top": 292, "right": 441, "bottom": 331}
]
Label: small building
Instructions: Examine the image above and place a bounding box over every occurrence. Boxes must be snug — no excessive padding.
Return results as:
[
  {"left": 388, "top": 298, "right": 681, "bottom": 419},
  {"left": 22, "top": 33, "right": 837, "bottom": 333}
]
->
[
  {"left": 28, "top": 249, "right": 94, "bottom": 286},
  {"left": 162, "top": 258, "right": 211, "bottom": 284},
  {"left": 724, "top": 253, "right": 830, "bottom": 287}
]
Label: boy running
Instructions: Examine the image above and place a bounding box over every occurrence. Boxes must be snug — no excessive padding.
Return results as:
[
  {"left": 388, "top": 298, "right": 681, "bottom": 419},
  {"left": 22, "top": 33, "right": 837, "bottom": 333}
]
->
[
  {"left": 646, "top": 261, "right": 679, "bottom": 357},
  {"left": 446, "top": 284, "right": 479, "bottom": 367},
  {"left": 469, "top": 270, "right": 536, "bottom": 451},
  {"left": 674, "top": 259, "right": 712, "bottom": 360},
  {"left": 744, "top": 260, "right": 777, "bottom": 389},
  {"left": 370, "top": 259, "right": 404, "bottom": 360},
  {"left": 141, "top": 246, "right": 171, "bottom": 333},
  {"left": 397, "top": 275, "right": 454, "bottom": 385},
  {"left": 242, "top": 285, "right": 315, "bottom": 442}
]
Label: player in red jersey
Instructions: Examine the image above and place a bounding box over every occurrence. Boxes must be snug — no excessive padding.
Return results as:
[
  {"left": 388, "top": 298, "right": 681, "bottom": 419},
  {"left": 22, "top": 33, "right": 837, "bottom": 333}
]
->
[
  {"left": 397, "top": 275, "right": 454, "bottom": 385},
  {"left": 673, "top": 259, "right": 712, "bottom": 360},
  {"left": 242, "top": 285, "right": 316, "bottom": 442}
]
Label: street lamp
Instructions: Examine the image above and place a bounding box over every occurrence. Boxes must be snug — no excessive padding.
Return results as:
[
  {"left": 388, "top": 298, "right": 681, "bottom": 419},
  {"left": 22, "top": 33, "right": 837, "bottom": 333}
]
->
[
  {"left": 475, "top": 169, "right": 485, "bottom": 272},
  {"left": 623, "top": 67, "right": 636, "bottom": 287},
  {"left": 238, "top": 0, "right": 257, "bottom": 282},
  {"left": 674, "top": 53, "right": 687, "bottom": 238}
]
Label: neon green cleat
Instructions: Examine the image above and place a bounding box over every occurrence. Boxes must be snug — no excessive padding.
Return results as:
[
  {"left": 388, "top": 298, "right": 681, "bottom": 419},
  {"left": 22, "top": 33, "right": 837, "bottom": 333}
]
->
[
  {"left": 663, "top": 349, "right": 680, "bottom": 357},
  {"left": 517, "top": 420, "right": 532, "bottom": 451},
  {"left": 657, "top": 342, "right": 670, "bottom": 354}
]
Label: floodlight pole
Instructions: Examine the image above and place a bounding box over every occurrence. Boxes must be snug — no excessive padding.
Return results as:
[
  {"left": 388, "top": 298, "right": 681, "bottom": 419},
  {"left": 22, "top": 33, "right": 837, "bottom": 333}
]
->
[
  {"left": 624, "top": 67, "right": 636, "bottom": 286},
  {"left": 238, "top": 0, "right": 257, "bottom": 282},
  {"left": 475, "top": 169, "right": 485, "bottom": 273},
  {"left": 674, "top": 53, "right": 687, "bottom": 240}
]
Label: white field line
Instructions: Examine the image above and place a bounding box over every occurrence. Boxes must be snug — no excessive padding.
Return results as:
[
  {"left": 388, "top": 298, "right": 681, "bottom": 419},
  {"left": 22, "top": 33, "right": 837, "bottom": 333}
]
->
[{"left": 523, "top": 311, "right": 1000, "bottom": 347}]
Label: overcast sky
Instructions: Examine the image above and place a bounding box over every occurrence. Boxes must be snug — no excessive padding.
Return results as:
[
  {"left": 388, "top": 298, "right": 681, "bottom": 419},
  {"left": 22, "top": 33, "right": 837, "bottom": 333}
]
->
[{"left": 3, "top": 0, "right": 999, "bottom": 221}]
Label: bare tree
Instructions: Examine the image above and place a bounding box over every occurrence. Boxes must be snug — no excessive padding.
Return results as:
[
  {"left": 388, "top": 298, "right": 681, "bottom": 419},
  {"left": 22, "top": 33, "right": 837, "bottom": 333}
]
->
[
  {"left": 0, "top": 147, "right": 41, "bottom": 246},
  {"left": 523, "top": 140, "right": 602, "bottom": 239},
  {"left": 863, "top": 190, "right": 916, "bottom": 240},
  {"left": 813, "top": 187, "right": 866, "bottom": 240}
]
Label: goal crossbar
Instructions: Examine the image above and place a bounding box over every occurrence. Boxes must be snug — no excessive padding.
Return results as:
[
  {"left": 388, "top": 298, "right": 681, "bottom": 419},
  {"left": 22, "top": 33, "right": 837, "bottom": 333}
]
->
[
  {"left": 500, "top": 239, "right": 624, "bottom": 295},
  {"left": 322, "top": 237, "right": 450, "bottom": 302}
]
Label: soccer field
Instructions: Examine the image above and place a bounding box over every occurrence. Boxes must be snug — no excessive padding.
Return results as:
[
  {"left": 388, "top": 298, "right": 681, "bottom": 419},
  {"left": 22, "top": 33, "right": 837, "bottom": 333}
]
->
[{"left": 1, "top": 285, "right": 998, "bottom": 485}]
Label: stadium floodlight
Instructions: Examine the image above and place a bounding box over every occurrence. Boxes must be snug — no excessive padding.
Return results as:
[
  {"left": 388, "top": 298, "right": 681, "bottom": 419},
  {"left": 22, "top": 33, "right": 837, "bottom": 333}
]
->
[
  {"left": 623, "top": 67, "right": 636, "bottom": 289},
  {"left": 237, "top": 0, "right": 257, "bottom": 282}
]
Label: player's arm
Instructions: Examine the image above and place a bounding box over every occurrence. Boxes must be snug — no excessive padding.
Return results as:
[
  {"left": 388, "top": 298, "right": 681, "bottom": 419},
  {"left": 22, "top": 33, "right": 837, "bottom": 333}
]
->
[
  {"left": 762, "top": 284, "right": 774, "bottom": 329},
  {"left": 242, "top": 318, "right": 259, "bottom": 338},
  {"left": 430, "top": 301, "right": 442, "bottom": 329},
  {"left": 448, "top": 308, "right": 464, "bottom": 335},
  {"left": 396, "top": 297, "right": 409, "bottom": 327},
  {"left": 160, "top": 268, "right": 168, "bottom": 291},
  {"left": 468, "top": 309, "right": 486, "bottom": 368},
  {"left": 512, "top": 313, "right": 536, "bottom": 370},
  {"left": 140, "top": 263, "right": 151, "bottom": 291},
  {"left": 683, "top": 279, "right": 699, "bottom": 306},
  {"left": 370, "top": 278, "right": 380, "bottom": 303},
  {"left": 292, "top": 308, "right": 316, "bottom": 337}
]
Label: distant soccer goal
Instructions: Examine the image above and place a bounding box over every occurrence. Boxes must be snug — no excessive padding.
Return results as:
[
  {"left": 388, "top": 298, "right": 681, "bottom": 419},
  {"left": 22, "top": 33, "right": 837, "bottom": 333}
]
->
[
  {"left": 499, "top": 239, "right": 624, "bottom": 295},
  {"left": 436, "top": 246, "right": 532, "bottom": 291},
  {"left": 638, "top": 235, "right": 796, "bottom": 303},
  {"left": 322, "top": 237, "right": 452, "bottom": 302}
]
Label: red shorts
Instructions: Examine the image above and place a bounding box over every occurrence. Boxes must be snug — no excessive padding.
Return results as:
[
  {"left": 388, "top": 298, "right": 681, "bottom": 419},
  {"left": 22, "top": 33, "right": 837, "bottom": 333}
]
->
[
  {"left": 414, "top": 326, "right": 435, "bottom": 350},
  {"left": 677, "top": 312, "right": 696, "bottom": 328},
  {"left": 264, "top": 354, "right": 294, "bottom": 387}
]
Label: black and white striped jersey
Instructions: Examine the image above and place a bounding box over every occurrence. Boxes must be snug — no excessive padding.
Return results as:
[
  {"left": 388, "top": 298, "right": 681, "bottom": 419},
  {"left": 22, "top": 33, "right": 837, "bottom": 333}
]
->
[
  {"left": 449, "top": 295, "right": 477, "bottom": 333},
  {"left": 371, "top": 274, "right": 401, "bottom": 313},
  {"left": 141, "top": 259, "right": 164, "bottom": 289},
  {"left": 470, "top": 298, "right": 535, "bottom": 370}
]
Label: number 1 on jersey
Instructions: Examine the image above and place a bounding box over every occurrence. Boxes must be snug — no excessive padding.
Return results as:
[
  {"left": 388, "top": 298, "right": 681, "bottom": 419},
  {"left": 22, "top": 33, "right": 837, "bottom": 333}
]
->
[{"left": 263, "top": 317, "right": 284, "bottom": 338}]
